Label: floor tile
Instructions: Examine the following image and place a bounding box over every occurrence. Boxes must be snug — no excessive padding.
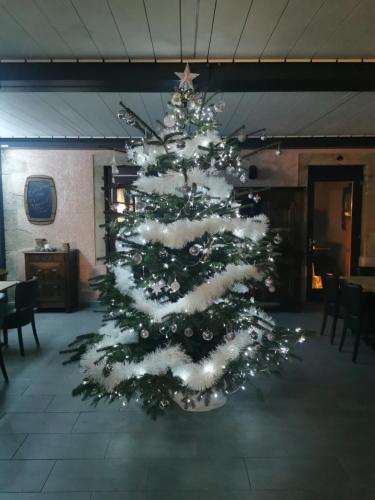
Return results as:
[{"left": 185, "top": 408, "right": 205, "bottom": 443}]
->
[
  {"left": 0, "top": 395, "right": 53, "bottom": 413},
  {"left": 43, "top": 459, "right": 147, "bottom": 492},
  {"left": 106, "top": 432, "right": 197, "bottom": 458},
  {"left": 146, "top": 459, "right": 250, "bottom": 491},
  {"left": 0, "top": 494, "right": 90, "bottom": 500},
  {"left": 46, "top": 395, "right": 122, "bottom": 413},
  {"left": 14, "top": 433, "right": 110, "bottom": 459},
  {"left": 0, "top": 461, "right": 54, "bottom": 492},
  {"left": 0, "top": 434, "right": 26, "bottom": 459},
  {"left": 245, "top": 457, "right": 350, "bottom": 493},
  {"left": 0, "top": 413, "right": 78, "bottom": 434}
]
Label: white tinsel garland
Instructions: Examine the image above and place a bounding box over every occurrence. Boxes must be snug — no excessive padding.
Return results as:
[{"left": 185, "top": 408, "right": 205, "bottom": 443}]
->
[
  {"left": 80, "top": 316, "right": 273, "bottom": 391},
  {"left": 133, "top": 167, "right": 232, "bottom": 199},
  {"left": 130, "top": 214, "right": 269, "bottom": 248},
  {"left": 114, "top": 263, "right": 263, "bottom": 322}
]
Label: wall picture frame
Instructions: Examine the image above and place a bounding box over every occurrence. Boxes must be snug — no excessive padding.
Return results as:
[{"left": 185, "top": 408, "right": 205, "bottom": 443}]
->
[{"left": 24, "top": 175, "right": 57, "bottom": 225}]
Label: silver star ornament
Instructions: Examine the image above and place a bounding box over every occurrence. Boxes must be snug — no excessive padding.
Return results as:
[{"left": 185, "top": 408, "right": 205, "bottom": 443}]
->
[{"left": 175, "top": 63, "right": 199, "bottom": 90}]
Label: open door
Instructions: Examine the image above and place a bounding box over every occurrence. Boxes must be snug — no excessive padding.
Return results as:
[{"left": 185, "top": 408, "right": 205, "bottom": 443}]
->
[{"left": 307, "top": 166, "right": 363, "bottom": 299}]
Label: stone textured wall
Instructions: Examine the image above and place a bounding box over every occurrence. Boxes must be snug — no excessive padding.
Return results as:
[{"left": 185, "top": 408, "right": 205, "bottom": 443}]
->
[
  {"left": 1, "top": 147, "right": 375, "bottom": 304},
  {"left": 1, "top": 149, "right": 103, "bottom": 302}
]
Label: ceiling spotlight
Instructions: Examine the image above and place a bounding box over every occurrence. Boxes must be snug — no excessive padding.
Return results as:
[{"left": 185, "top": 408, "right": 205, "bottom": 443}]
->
[{"left": 275, "top": 145, "right": 281, "bottom": 156}]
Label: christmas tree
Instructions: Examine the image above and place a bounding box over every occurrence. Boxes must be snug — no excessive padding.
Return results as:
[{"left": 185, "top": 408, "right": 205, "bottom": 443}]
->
[{"left": 63, "top": 65, "right": 307, "bottom": 417}]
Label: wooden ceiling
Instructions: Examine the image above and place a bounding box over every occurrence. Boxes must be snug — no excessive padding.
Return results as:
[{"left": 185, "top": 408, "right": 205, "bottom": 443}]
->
[
  {"left": 0, "top": 0, "right": 373, "bottom": 60},
  {"left": 1, "top": 91, "right": 375, "bottom": 138},
  {"left": 0, "top": 0, "right": 375, "bottom": 139}
]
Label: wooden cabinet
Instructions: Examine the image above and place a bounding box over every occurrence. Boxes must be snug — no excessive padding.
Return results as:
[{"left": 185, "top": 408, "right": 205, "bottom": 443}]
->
[{"left": 24, "top": 251, "right": 79, "bottom": 312}]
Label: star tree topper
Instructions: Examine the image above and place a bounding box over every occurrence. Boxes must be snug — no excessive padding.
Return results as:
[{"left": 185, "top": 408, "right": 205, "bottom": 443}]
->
[{"left": 175, "top": 63, "right": 199, "bottom": 90}]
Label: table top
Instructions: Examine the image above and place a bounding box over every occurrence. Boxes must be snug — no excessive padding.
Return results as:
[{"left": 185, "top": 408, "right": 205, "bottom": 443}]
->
[
  {"left": 0, "top": 281, "right": 18, "bottom": 292},
  {"left": 344, "top": 276, "right": 375, "bottom": 293}
]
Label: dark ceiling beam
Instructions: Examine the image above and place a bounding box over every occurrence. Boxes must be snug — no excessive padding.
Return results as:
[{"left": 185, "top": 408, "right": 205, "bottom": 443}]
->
[
  {"left": 1, "top": 62, "right": 375, "bottom": 92},
  {"left": 2, "top": 136, "right": 375, "bottom": 149}
]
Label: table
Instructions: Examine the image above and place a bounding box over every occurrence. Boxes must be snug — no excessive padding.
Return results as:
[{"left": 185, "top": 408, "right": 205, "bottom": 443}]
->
[
  {"left": 0, "top": 281, "right": 18, "bottom": 293},
  {"left": 343, "top": 276, "right": 375, "bottom": 293}
]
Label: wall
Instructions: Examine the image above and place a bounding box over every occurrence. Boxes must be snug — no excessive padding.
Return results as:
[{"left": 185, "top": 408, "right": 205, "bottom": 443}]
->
[
  {"left": 1, "top": 149, "right": 104, "bottom": 302},
  {"left": 1, "top": 147, "right": 375, "bottom": 303}
]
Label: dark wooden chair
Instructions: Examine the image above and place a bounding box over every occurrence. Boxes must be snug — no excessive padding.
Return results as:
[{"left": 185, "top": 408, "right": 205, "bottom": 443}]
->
[
  {"left": 0, "top": 293, "right": 9, "bottom": 381},
  {"left": 320, "top": 273, "right": 344, "bottom": 344},
  {"left": 2, "top": 277, "right": 40, "bottom": 356},
  {"left": 339, "top": 282, "right": 363, "bottom": 363}
]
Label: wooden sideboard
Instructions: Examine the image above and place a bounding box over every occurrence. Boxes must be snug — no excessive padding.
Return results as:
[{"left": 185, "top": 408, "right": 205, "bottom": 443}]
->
[{"left": 24, "top": 250, "right": 79, "bottom": 312}]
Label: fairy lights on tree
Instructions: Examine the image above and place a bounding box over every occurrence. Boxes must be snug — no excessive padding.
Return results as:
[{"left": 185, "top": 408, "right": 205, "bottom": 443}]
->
[{"left": 63, "top": 64, "right": 307, "bottom": 417}]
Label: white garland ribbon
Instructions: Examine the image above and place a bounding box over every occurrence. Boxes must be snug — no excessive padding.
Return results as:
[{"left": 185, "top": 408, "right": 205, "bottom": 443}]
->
[
  {"left": 130, "top": 214, "right": 269, "bottom": 249},
  {"left": 114, "top": 263, "right": 263, "bottom": 322},
  {"left": 80, "top": 315, "right": 274, "bottom": 392},
  {"left": 134, "top": 167, "right": 232, "bottom": 199}
]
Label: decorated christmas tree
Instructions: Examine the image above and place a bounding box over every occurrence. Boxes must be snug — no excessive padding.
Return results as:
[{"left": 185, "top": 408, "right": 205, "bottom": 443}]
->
[{"left": 64, "top": 65, "right": 307, "bottom": 417}]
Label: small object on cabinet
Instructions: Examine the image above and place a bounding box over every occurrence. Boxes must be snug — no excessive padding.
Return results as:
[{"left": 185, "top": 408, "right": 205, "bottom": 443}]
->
[
  {"left": 35, "top": 238, "right": 47, "bottom": 251},
  {"left": 24, "top": 250, "right": 79, "bottom": 312}
]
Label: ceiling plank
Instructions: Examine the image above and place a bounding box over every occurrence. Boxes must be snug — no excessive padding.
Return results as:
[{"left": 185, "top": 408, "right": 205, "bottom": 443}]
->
[
  {"left": 1, "top": 0, "right": 73, "bottom": 58},
  {"left": 70, "top": 0, "right": 127, "bottom": 57},
  {"left": 208, "top": 0, "right": 252, "bottom": 58},
  {"left": 194, "top": 0, "right": 217, "bottom": 58},
  {"left": 235, "top": 0, "right": 289, "bottom": 58},
  {"left": 315, "top": 0, "right": 375, "bottom": 58},
  {"left": 144, "top": 0, "right": 180, "bottom": 59},
  {"left": 0, "top": 4, "right": 46, "bottom": 58},
  {"left": 261, "top": 0, "right": 325, "bottom": 57},
  {"left": 288, "top": 0, "right": 359, "bottom": 58},
  {"left": 108, "top": 0, "right": 154, "bottom": 59},
  {"left": 35, "top": 0, "right": 99, "bottom": 58}
]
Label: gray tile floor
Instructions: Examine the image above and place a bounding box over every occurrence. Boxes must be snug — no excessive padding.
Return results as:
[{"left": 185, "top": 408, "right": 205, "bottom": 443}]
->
[{"left": 0, "top": 305, "right": 374, "bottom": 499}]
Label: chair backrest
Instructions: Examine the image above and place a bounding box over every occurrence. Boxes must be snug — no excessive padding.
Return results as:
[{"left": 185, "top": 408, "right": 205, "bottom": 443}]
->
[
  {"left": 341, "top": 281, "right": 362, "bottom": 317},
  {"left": 0, "top": 293, "right": 6, "bottom": 328},
  {"left": 322, "top": 273, "right": 340, "bottom": 304},
  {"left": 15, "top": 277, "right": 38, "bottom": 310}
]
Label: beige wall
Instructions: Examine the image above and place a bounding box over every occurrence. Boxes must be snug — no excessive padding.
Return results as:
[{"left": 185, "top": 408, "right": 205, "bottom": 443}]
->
[
  {"left": 1, "top": 147, "right": 375, "bottom": 303},
  {"left": 1, "top": 149, "right": 104, "bottom": 301}
]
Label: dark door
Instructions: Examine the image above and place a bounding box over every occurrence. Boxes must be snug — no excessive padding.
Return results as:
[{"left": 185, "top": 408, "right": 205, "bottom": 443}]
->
[
  {"left": 307, "top": 166, "right": 363, "bottom": 299},
  {"left": 236, "top": 187, "right": 306, "bottom": 311}
]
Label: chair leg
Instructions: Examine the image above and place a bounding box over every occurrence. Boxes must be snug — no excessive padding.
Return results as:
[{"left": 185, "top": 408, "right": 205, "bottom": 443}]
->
[
  {"left": 339, "top": 320, "right": 348, "bottom": 352},
  {"left": 31, "top": 314, "right": 40, "bottom": 347},
  {"left": 17, "top": 326, "right": 25, "bottom": 357},
  {"left": 320, "top": 309, "right": 328, "bottom": 336},
  {"left": 330, "top": 312, "right": 339, "bottom": 344},
  {"left": 352, "top": 330, "right": 361, "bottom": 363},
  {"left": 0, "top": 348, "right": 8, "bottom": 381},
  {"left": 2, "top": 328, "right": 8, "bottom": 346}
]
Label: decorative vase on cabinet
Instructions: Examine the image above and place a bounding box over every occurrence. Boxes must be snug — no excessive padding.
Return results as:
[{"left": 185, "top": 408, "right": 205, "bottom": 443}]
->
[{"left": 24, "top": 250, "right": 79, "bottom": 312}]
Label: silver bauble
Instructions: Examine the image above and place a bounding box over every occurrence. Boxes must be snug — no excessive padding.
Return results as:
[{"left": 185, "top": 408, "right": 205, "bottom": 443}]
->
[
  {"left": 170, "top": 279, "right": 180, "bottom": 292},
  {"left": 238, "top": 132, "right": 247, "bottom": 143},
  {"left": 163, "top": 113, "right": 176, "bottom": 127},
  {"left": 273, "top": 234, "right": 282, "bottom": 245},
  {"left": 140, "top": 329, "right": 149, "bottom": 339},
  {"left": 202, "top": 330, "right": 213, "bottom": 341},
  {"left": 189, "top": 244, "right": 201, "bottom": 256},
  {"left": 171, "top": 323, "right": 178, "bottom": 333},
  {"left": 132, "top": 253, "right": 142, "bottom": 265},
  {"left": 214, "top": 100, "right": 226, "bottom": 112},
  {"left": 184, "top": 327, "right": 194, "bottom": 337}
]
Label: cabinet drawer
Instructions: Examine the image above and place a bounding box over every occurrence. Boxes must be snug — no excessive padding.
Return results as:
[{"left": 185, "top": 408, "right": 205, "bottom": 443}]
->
[
  {"left": 37, "top": 282, "right": 65, "bottom": 301},
  {"left": 27, "top": 253, "right": 65, "bottom": 263},
  {"left": 28, "top": 263, "right": 65, "bottom": 282}
]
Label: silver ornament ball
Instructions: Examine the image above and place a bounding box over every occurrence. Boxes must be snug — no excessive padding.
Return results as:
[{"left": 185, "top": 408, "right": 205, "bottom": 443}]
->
[
  {"left": 202, "top": 330, "right": 213, "bottom": 341},
  {"left": 184, "top": 327, "right": 194, "bottom": 337},
  {"left": 140, "top": 329, "right": 149, "bottom": 339},
  {"left": 189, "top": 244, "right": 201, "bottom": 257},
  {"left": 170, "top": 279, "right": 181, "bottom": 292}
]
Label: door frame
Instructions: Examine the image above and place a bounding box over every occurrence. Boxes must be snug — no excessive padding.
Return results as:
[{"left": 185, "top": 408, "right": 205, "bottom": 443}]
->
[{"left": 306, "top": 165, "right": 363, "bottom": 299}]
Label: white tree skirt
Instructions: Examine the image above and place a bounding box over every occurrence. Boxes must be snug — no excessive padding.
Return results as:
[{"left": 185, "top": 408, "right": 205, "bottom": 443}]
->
[{"left": 173, "top": 391, "right": 227, "bottom": 412}]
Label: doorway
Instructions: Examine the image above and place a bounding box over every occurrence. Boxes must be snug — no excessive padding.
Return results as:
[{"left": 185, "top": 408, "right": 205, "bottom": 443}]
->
[{"left": 307, "top": 166, "right": 363, "bottom": 299}]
